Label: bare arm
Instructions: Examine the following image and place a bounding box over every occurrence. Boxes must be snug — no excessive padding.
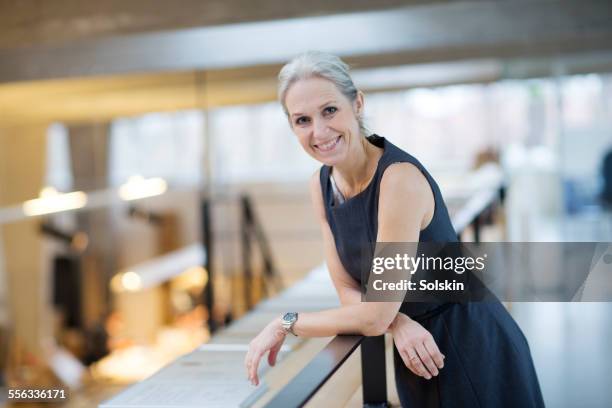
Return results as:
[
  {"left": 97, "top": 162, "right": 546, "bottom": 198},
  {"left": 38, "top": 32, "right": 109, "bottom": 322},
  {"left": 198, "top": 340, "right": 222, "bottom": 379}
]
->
[
  {"left": 285, "top": 163, "right": 432, "bottom": 337},
  {"left": 245, "top": 163, "right": 434, "bottom": 385},
  {"left": 309, "top": 169, "right": 362, "bottom": 307}
]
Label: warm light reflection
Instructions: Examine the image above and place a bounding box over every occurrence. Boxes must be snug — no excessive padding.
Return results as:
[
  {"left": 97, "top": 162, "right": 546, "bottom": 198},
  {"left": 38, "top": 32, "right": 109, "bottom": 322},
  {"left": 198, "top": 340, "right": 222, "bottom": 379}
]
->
[
  {"left": 120, "top": 271, "right": 143, "bottom": 292},
  {"left": 92, "top": 326, "right": 209, "bottom": 382},
  {"left": 118, "top": 175, "right": 167, "bottom": 201},
  {"left": 171, "top": 266, "right": 208, "bottom": 291},
  {"left": 22, "top": 187, "right": 87, "bottom": 216},
  {"left": 109, "top": 274, "right": 123, "bottom": 293},
  {"left": 110, "top": 271, "right": 144, "bottom": 293}
]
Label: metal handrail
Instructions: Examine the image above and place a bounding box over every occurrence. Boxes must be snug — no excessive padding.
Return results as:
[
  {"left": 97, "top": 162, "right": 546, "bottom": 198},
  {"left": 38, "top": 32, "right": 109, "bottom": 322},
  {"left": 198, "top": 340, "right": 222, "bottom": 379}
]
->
[{"left": 263, "top": 335, "right": 364, "bottom": 408}]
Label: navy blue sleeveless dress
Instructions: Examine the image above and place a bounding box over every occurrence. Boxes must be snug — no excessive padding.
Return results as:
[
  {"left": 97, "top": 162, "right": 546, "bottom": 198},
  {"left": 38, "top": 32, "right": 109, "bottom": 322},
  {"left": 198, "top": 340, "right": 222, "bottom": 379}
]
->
[{"left": 319, "top": 135, "right": 544, "bottom": 408}]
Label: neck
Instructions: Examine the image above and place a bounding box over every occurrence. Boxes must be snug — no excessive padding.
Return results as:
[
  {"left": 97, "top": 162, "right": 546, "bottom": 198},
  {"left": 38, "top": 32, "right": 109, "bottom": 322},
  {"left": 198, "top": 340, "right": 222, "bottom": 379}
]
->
[{"left": 333, "top": 136, "right": 380, "bottom": 193}]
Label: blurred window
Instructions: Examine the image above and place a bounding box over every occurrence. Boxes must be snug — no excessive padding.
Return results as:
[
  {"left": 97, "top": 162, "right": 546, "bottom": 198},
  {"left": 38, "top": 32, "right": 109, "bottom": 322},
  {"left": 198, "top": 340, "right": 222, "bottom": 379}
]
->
[
  {"left": 46, "top": 123, "right": 73, "bottom": 191},
  {"left": 109, "top": 111, "right": 204, "bottom": 187},
  {"left": 208, "top": 102, "right": 318, "bottom": 183}
]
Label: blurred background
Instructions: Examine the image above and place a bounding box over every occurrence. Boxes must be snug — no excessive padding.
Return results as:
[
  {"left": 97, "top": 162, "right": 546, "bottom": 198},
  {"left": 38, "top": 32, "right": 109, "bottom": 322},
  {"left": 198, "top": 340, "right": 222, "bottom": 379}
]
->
[{"left": 0, "top": 0, "right": 611, "bottom": 407}]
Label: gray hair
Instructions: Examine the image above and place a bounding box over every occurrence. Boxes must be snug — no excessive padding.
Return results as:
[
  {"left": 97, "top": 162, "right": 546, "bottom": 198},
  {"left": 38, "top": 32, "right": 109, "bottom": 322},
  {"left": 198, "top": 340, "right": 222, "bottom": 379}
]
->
[{"left": 278, "top": 51, "right": 368, "bottom": 136}]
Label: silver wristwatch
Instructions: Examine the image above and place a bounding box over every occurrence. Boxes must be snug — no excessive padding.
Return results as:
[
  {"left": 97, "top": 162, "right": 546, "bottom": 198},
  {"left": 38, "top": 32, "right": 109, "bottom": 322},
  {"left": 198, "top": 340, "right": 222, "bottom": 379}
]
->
[{"left": 281, "top": 312, "right": 298, "bottom": 336}]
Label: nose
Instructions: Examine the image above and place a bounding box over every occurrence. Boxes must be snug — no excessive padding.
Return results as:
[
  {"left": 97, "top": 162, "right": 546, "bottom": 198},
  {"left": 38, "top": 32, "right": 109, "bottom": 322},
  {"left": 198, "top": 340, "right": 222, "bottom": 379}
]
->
[{"left": 313, "top": 119, "right": 330, "bottom": 141}]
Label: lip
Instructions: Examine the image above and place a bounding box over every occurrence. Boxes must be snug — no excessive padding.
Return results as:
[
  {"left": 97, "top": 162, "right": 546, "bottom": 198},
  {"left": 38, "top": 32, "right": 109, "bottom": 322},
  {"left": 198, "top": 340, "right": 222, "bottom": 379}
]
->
[{"left": 314, "top": 135, "right": 342, "bottom": 153}]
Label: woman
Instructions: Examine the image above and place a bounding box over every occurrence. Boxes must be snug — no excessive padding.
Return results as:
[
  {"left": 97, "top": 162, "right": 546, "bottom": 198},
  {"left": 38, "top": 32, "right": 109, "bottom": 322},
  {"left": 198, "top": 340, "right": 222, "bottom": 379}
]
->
[{"left": 244, "top": 51, "right": 544, "bottom": 407}]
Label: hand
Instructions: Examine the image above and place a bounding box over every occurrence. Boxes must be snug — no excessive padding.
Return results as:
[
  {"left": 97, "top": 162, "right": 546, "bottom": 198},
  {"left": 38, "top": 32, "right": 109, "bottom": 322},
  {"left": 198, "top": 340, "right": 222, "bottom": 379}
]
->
[
  {"left": 244, "top": 317, "right": 286, "bottom": 386},
  {"left": 389, "top": 313, "right": 445, "bottom": 380}
]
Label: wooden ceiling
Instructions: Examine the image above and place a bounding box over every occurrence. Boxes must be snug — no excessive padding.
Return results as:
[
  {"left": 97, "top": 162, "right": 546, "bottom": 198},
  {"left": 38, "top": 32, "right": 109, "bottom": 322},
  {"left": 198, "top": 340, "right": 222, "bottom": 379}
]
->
[
  {"left": 0, "top": 0, "right": 611, "bottom": 126},
  {"left": 0, "top": 70, "right": 279, "bottom": 125}
]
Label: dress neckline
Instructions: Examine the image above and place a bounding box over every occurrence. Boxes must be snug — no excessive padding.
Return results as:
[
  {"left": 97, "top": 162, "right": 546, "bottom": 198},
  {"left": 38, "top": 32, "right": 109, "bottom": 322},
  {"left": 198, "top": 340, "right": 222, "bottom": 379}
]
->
[{"left": 329, "top": 135, "right": 386, "bottom": 209}]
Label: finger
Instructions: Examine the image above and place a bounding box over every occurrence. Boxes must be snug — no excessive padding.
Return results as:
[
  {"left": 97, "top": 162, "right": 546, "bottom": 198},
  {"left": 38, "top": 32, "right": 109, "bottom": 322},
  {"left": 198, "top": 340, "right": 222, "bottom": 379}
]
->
[
  {"left": 249, "top": 351, "right": 258, "bottom": 384},
  {"left": 244, "top": 349, "right": 252, "bottom": 369},
  {"left": 400, "top": 352, "right": 424, "bottom": 377},
  {"left": 415, "top": 343, "right": 438, "bottom": 377},
  {"left": 398, "top": 349, "right": 421, "bottom": 376},
  {"left": 423, "top": 337, "right": 444, "bottom": 369},
  {"left": 246, "top": 348, "right": 255, "bottom": 382},
  {"left": 250, "top": 350, "right": 264, "bottom": 386},
  {"left": 406, "top": 348, "right": 430, "bottom": 379},
  {"left": 244, "top": 350, "right": 252, "bottom": 380},
  {"left": 268, "top": 342, "right": 282, "bottom": 366}
]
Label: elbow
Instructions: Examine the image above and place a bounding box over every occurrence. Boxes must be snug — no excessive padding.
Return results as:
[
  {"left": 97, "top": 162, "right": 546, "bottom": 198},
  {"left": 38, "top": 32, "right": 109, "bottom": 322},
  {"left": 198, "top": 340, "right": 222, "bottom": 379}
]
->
[
  {"left": 362, "top": 323, "right": 386, "bottom": 337},
  {"left": 361, "top": 313, "right": 394, "bottom": 337}
]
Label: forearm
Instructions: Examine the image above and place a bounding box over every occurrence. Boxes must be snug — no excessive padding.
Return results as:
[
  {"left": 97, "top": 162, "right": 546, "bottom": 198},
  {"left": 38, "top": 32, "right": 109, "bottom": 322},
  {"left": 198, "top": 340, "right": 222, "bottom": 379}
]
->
[
  {"left": 338, "top": 285, "right": 363, "bottom": 306},
  {"left": 339, "top": 286, "right": 406, "bottom": 335},
  {"left": 281, "top": 303, "right": 384, "bottom": 337}
]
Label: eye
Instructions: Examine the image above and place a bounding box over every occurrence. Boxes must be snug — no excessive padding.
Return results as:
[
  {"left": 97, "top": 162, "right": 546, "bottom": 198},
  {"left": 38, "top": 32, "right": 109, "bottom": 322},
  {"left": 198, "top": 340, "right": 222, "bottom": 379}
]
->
[
  {"left": 295, "top": 116, "right": 310, "bottom": 125},
  {"left": 323, "top": 106, "right": 338, "bottom": 115}
]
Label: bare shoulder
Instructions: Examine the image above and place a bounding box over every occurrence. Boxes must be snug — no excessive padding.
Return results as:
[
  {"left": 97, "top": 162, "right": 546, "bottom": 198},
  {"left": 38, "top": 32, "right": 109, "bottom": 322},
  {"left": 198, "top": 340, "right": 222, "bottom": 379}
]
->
[
  {"left": 309, "top": 167, "right": 325, "bottom": 220},
  {"left": 378, "top": 162, "right": 433, "bottom": 238},
  {"left": 309, "top": 167, "right": 321, "bottom": 190},
  {"left": 309, "top": 167, "right": 323, "bottom": 200},
  {"left": 379, "top": 162, "right": 429, "bottom": 198}
]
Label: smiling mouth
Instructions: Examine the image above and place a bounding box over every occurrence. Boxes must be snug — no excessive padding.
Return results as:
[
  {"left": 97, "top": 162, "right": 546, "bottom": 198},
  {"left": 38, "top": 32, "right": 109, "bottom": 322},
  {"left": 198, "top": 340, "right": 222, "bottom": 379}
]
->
[{"left": 314, "top": 136, "right": 341, "bottom": 152}]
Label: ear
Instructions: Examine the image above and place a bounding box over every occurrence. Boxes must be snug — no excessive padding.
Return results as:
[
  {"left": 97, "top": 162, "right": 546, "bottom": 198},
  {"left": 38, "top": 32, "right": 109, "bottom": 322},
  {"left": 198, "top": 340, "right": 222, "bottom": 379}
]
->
[{"left": 353, "top": 90, "right": 365, "bottom": 116}]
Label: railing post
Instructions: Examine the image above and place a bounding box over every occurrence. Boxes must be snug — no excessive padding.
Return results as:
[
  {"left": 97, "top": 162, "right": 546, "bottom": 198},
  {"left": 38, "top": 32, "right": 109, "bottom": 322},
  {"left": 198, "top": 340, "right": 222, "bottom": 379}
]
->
[
  {"left": 472, "top": 214, "right": 481, "bottom": 243},
  {"left": 361, "top": 335, "right": 389, "bottom": 407},
  {"left": 240, "top": 195, "right": 254, "bottom": 309},
  {"left": 240, "top": 194, "right": 283, "bottom": 307},
  {"left": 201, "top": 197, "right": 217, "bottom": 334}
]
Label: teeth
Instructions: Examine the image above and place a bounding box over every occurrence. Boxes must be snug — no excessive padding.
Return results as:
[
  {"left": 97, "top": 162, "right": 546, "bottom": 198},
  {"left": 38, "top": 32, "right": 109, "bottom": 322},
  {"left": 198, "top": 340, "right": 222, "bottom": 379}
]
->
[{"left": 317, "top": 136, "right": 340, "bottom": 152}]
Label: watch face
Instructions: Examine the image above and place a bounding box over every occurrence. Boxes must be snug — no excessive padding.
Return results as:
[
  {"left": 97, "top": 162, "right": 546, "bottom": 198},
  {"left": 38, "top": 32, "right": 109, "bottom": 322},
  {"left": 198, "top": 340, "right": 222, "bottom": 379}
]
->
[{"left": 283, "top": 312, "right": 297, "bottom": 323}]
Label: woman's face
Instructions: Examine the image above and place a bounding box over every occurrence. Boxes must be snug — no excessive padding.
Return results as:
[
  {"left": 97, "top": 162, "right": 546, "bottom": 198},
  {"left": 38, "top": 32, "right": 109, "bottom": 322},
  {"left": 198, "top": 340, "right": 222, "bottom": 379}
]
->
[{"left": 284, "top": 77, "right": 363, "bottom": 166}]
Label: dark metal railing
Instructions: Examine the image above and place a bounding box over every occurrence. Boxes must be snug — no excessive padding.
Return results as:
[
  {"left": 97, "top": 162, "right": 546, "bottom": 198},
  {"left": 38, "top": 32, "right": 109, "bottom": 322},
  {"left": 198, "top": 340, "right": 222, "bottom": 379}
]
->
[
  {"left": 240, "top": 194, "right": 284, "bottom": 307},
  {"left": 201, "top": 193, "right": 284, "bottom": 333},
  {"left": 201, "top": 197, "right": 217, "bottom": 333},
  {"left": 263, "top": 335, "right": 363, "bottom": 407},
  {"left": 261, "top": 335, "right": 389, "bottom": 408},
  {"left": 453, "top": 185, "right": 506, "bottom": 243}
]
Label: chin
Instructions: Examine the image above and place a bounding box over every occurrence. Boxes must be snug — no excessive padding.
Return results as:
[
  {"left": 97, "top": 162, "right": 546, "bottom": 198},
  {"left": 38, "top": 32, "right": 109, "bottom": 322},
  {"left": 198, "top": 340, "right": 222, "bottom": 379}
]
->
[{"left": 313, "top": 151, "right": 346, "bottom": 167}]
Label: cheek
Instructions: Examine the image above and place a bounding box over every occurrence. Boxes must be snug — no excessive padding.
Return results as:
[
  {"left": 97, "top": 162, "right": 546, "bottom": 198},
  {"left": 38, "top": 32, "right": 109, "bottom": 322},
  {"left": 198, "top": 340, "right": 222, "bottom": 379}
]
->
[
  {"left": 294, "top": 129, "right": 312, "bottom": 150},
  {"left": 332, "top": 111, "right": 358, "bottom": 132}
]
